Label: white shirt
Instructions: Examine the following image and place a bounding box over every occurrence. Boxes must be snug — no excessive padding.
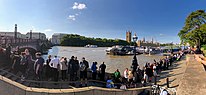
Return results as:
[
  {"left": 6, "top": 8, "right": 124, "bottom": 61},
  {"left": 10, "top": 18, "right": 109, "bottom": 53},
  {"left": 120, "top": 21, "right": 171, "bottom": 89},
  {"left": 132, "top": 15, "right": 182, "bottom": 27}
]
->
[
  {"left": 124, "top": 70, "right": 128, "bottom": 78},
  {"left": 49, "top": 58, "right": 60, "bottom": 69}
]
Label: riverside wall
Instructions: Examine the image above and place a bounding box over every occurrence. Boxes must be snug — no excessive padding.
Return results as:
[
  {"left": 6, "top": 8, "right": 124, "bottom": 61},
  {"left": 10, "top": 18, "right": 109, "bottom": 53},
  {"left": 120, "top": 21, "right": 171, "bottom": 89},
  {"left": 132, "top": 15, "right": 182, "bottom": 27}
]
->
[
  {"left": 177, "top": 55, "right": 206, "bottom": 95},
  {"left": 0, "top": 75, "right": 151, "bottom": 95}
]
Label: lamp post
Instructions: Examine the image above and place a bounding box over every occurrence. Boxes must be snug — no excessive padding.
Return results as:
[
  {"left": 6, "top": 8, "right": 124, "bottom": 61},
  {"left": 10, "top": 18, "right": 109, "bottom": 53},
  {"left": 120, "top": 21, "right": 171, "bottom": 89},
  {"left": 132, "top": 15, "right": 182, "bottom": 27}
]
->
[{"left": 131, "top": 33, "right": 138, "bottom": 73}]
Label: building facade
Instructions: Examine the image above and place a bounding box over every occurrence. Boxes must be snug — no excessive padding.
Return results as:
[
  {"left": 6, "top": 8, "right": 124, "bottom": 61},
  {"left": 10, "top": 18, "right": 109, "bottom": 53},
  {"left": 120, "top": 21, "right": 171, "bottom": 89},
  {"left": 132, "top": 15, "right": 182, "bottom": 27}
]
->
[{"left": 25, "top": 32, "right": 46, "bottom": 40}]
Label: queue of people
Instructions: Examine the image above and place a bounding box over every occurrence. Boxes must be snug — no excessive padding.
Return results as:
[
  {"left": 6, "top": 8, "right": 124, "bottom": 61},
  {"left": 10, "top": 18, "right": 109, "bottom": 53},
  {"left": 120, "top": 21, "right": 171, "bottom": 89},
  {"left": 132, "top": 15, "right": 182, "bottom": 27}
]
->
[
  {"left": 4, "top": 47, "right": 185, "bottom": 90},
  {"left": 8, "top": 49, "right": 108, "bottom": 87},
  {"left": 106, "top": 52, "right": 185, "bottom": 89}
]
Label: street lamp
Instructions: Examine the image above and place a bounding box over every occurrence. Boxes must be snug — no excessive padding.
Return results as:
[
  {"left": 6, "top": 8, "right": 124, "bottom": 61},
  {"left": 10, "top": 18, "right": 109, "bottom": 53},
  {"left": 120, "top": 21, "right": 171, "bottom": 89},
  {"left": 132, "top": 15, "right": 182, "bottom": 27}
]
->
[{"left": 131, "top": 33, "right": 138, "bottom": 73}]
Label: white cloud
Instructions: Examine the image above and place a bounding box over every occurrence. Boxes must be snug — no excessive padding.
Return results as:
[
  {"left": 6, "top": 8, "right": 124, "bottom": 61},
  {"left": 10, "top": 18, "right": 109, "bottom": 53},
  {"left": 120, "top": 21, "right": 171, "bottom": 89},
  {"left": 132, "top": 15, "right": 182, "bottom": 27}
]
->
[
  {"left": 159, "top": 34, "right": 164, "bottom": 36},
  {"left": 67, "top": 15, "right": 76, "bottom": 21},
  {"left": 72, "top": 2, "right": 87, "bottom": 10},
  {"left": 44, "top": 29, "right": 53, "bottom": 32}
]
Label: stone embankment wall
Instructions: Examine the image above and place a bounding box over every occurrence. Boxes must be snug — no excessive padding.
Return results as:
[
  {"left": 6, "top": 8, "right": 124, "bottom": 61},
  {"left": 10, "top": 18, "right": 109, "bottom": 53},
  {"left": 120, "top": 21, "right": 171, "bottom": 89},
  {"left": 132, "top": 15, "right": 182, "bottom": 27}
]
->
[
  {"left": 177, "top": 55, "right": 206, "bottom": 95},
  {"left": 0, "top": 75, "right": 150, "bottom": 95}
]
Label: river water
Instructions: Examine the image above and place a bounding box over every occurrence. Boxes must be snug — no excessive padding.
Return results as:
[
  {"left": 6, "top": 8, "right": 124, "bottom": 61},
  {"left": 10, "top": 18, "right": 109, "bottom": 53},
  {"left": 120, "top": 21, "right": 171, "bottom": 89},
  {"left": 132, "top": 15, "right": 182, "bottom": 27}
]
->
[{"left": 43, "top": 46, "right": 163, "bottom": 73}]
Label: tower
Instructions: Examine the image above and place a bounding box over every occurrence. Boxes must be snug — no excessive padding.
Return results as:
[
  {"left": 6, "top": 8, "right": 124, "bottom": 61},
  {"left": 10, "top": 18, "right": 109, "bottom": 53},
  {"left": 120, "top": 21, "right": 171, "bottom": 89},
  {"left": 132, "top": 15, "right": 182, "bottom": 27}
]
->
[
  {"left": 14, "top": 24, "right": 17, "bottom": 39},
  {"left": 30, "top": 30, "right": 32, "bottom": 39},
  {"left": 126, "top": 31, "right": 131, "bottom": 43},
  {"left": 152, "top": 37, "right": 154, "bottom": 43},
  {"left": 14, "top": 24, "right": 17, "bottom": 43},
  {"left": 143, "top": 37, "right": 145, "bottom": 42}
]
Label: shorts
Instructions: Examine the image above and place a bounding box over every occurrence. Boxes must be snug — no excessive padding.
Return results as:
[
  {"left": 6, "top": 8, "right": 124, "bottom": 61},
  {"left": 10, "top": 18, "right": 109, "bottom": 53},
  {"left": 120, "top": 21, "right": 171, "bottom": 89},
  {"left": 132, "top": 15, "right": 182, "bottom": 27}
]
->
[{"left": 80, "top": 71, "right": 87, "bottom": 80}]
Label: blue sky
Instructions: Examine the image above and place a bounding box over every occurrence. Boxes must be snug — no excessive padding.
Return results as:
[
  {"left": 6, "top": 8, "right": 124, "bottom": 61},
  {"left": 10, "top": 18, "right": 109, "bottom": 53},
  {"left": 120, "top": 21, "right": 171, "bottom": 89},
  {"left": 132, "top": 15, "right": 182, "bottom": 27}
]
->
[{"left": 0, "top": 0, "right": 206, "bottom": 43}]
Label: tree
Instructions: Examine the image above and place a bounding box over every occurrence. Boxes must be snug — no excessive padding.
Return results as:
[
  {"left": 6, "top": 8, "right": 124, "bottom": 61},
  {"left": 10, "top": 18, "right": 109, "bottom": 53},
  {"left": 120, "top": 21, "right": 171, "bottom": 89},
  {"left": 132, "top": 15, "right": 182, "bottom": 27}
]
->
[
  {"left": 60, "top": 34, "right": 130, "bottom": 47},
  {"left": 178, "top": 10, "right": 206, "bottom": 46}
]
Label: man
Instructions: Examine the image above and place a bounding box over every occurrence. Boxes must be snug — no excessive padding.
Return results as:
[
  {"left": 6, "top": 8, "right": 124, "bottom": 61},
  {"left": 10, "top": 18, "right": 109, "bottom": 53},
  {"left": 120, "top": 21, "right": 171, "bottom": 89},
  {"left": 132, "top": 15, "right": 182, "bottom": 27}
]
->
[
  {"left": 79, "top": 57, "right": 89, "bottom": 87},
  {"left": 99, "top": 62, "right": 106, "bottom": 81},
  {"left": 49, "top": 56, "right": 60, "bottom": 81},
  {"left": 34, "top": 52, "right": 44, "bottom": 81},
  {"left": 73, "top": 57, "right": 79, "bottom": 80},
  {"left": 45, "top": 55, "right": 52, "bottom": 80},
  {"left": 68, "top": 56, "right": 75, "bottom": 81}
]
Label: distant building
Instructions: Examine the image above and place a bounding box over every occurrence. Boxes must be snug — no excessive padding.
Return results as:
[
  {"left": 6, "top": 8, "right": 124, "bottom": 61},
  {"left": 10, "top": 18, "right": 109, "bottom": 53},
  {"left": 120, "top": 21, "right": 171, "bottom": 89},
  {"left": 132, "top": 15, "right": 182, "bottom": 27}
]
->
[
  {"left": 126, "top": 31, "right": 131, "bottom": 43},
  {"left": 0, "top": 24, "right": 47, "bottom": 40},
  {"left": 137, "top": 38, "right": 160, "bottom": 47},
  {"left": 0, "top": 32, "right": 26, "bottom": 39},
  {"left": 26, "top": 32, "right": 46, "bottom": 40},
  {"left": 51, "top": 33, "right": 67, "bottom": 45}
]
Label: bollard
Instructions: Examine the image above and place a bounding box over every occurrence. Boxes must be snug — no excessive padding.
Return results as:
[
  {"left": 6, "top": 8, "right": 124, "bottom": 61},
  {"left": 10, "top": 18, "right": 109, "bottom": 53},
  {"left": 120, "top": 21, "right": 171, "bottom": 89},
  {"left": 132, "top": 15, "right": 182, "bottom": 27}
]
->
[
  {"left": 154, "top": 76, "right": 157, "bottom": 85},
  {"left": 166, "top": 78, "right": 169, "bottom": 88}
]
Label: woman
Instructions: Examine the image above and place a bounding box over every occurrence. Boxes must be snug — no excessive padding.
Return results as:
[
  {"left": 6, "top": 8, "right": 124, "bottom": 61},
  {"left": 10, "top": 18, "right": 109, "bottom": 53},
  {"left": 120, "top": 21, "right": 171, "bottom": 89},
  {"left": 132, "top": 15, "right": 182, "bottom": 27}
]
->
[
  {"left": 60, "top": 57, "right": 68, "bottom": 81},
  {"left": 24, "top": 49, "right": 34, "bottom": 78}
]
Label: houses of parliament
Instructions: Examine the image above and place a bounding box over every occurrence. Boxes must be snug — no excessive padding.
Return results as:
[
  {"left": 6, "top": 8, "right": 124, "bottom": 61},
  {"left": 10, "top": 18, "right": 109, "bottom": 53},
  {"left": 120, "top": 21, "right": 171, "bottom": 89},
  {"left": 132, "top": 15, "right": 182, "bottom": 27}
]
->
[{"left": 126, "top": 31, "right": 160, "bottom": 47}]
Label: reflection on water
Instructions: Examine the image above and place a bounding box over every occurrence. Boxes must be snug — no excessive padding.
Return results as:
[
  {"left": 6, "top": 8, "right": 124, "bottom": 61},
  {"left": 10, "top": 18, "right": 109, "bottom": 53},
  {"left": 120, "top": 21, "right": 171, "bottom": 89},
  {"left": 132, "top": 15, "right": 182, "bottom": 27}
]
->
[{"left": 43, "top": 46, "right": 163, "bottom": 73}]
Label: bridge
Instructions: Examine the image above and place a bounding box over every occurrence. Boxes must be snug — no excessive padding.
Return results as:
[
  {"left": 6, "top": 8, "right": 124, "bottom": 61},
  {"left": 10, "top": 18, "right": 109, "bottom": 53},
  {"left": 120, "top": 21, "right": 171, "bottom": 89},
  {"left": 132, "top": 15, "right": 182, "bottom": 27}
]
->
[{"left": 0, "top": 36, "right": 50, "bottom": 54}]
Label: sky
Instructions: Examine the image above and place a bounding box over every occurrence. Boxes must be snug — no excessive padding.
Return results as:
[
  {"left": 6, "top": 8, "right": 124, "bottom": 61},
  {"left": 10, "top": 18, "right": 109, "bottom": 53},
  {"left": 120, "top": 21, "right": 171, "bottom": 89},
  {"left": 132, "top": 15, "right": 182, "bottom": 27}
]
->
[{"left": 0, "top": 0, "right": 206, "bottom": 43}]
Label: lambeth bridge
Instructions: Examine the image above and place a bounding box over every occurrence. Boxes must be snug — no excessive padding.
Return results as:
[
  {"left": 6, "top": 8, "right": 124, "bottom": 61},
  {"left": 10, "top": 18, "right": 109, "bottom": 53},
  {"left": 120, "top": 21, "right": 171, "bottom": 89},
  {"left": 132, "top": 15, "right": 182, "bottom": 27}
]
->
[{"left": 0, "top": 36, "right": 51, "bottom": 54}]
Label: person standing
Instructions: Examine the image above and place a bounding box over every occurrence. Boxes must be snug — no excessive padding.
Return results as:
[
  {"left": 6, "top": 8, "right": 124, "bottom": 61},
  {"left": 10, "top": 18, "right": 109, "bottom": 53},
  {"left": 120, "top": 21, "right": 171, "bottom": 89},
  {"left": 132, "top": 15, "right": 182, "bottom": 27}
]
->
[
  {"left": 123, "top": 68, "right": 129, "bottom": 83},
  {"left": 24, "top": 49, "right": 34, "bottom": 79},
  {"left": 79, "top": 57, "right": 89, "bottom": 87},
  {"left": 91, "top": 62, "right": 97, "bottom": 80},
  {"left": 49, "top": 56, "right": 60, "bottom": 82},
  {"left": 11, "top": 51, "right": 21, "bottom": 74},
  {"left": 34, "top": 52, "right": 44, "bottom": 81},
  {"left": 99, "top": 62, "right": 106, "bottom": 81},
  {"left": 60, "top": 57, "right": 68, "bottom": 81},
  {"left": 114, "top": 69, "right": 121, "bottom": 83},
  {"left": 45, "top": 55, "right": 52, "bottom": 80},
  {"left": 73, "top": 57, "right": 79, "bottom": 80},
  {"left": 20, "top": 52, "right": 28, "bottom": 81},
  {"left": 68, "top": 56, "right": 75, "bottom": 81}
]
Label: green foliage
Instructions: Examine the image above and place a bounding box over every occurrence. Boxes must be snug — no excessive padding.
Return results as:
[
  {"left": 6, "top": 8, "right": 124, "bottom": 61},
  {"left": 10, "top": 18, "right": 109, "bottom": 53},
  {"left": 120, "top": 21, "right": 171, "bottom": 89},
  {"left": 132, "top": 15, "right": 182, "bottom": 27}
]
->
[
  {"left": 178, "top": 10, "right": 206, "bottom": 46},
  {"left": 60, "top": 34, "right": 130, "bottom": 47}
]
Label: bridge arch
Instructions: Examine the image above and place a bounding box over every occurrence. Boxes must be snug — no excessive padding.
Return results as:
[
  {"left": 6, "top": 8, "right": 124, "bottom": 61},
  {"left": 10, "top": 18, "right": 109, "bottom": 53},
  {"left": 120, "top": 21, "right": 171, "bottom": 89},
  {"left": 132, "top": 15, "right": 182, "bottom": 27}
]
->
[{"left": 18, "top": 47, "right": 37, "bottom": 55}]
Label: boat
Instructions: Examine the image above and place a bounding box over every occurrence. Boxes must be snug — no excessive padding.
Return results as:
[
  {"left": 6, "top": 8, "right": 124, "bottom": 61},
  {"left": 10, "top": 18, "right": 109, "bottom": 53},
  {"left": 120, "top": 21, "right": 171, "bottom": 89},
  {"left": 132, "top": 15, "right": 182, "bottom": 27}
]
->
[
  {"left": 106, "top": 45, "right": 142, "bottom": 55},
  {"left": 84, "top": 44, "right": 98, "bottom": 48}
]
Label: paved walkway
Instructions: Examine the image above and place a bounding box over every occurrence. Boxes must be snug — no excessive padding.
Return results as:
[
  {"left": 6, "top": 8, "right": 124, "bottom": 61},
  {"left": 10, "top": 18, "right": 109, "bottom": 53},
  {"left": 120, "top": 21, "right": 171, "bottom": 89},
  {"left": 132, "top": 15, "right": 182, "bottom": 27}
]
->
[{"left": 157, "top": 56, "right": 187, "bottom": 93}]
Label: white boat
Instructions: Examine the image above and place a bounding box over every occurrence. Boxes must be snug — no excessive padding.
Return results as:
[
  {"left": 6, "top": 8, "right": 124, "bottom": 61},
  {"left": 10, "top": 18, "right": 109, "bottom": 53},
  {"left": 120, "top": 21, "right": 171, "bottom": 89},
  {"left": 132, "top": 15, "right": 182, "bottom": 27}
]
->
[{"left": 84, "top": 44, "right": 98, "bottom": 48}]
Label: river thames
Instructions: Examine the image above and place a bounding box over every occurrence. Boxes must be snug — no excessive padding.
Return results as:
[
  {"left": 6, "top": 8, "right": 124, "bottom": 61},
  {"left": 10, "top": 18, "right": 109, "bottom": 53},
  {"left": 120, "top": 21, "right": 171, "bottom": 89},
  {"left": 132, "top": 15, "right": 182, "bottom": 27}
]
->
[{"left": 43, "top": 46, "right": 163, "bottom": 73}]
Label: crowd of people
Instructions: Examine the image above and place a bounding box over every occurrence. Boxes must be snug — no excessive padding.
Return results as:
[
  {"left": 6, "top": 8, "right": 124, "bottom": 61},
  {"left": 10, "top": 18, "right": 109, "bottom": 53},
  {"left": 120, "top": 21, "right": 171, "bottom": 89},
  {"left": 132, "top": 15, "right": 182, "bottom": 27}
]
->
[
  {"left": 1, "top": 46, "right": 185, "bottom": 89},
  {"left": 7, "top": 49, "right": 108, "bottom": 87},
  {"left": 105, "top": 52, "right": 185, "bottom": 89}
]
